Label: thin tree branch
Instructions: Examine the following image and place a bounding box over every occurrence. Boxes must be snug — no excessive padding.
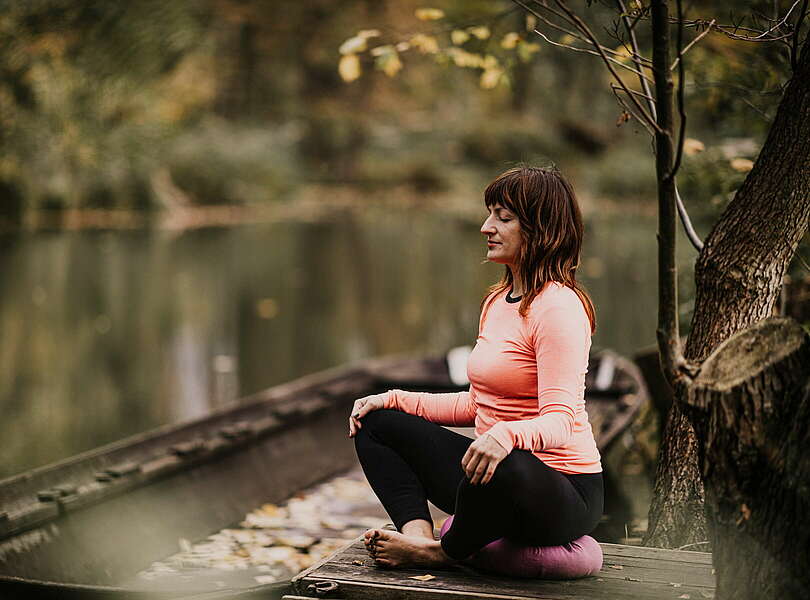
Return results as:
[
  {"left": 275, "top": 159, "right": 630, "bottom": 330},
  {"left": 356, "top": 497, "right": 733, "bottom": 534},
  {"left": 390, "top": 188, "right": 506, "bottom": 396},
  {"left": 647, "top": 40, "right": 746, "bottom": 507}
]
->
[
  {"left": 610, "top": 85, "right": 658, "bottom": 137},
  {"left": 616, "top": 0, "right": 657, "bottom": 117},
  {"left": 791, "top": 0, "right": 809, "bottom": 71},
  {"left": 514, "top": 0, "right": 654, "bottom": 78},
  {"left": 670, "top": 0, "right": 687, "bottom": 181},
  {"left": 528, "top": 26, "right": 653, "bottom": 82},
  {"left": 747, "top": 0, "right": 803, "bottom": 39},
  {"left": 670, "top": 19, "right": 715, "bottom": 71},
  {"left": 549, "top": 0, "right": 662, "bottom": 132},
  {"left": 610, "top": 82, "right": 654, "bottom": 103},
  {"left": 676, "top": 187, "right": 704, "bottom": 251}
]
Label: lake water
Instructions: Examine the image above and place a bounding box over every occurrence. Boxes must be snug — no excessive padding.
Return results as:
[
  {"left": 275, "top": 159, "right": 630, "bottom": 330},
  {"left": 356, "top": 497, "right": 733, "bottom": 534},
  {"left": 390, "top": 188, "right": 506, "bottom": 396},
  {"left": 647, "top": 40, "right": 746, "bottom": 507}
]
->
[{"left": 0, "top": 205, "right": 695, "bottom": 479}]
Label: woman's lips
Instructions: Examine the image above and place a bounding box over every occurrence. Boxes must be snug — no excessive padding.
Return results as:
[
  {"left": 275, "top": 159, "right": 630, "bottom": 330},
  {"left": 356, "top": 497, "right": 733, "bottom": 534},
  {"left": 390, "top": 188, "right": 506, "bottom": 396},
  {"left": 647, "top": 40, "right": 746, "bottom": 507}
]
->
[{"left": 487, "top": 241, "right": 500, "bottom": 247}]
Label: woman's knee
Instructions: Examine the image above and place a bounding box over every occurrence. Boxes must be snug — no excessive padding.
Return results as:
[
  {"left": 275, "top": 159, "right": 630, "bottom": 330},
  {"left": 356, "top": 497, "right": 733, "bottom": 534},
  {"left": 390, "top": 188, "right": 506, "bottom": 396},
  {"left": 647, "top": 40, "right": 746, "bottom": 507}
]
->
[
  {"left": 488, "top": 452, "right": 536, "bottom": 490},
  {"left": 357, "top": 408, "right": 400, "bottom": 431}
]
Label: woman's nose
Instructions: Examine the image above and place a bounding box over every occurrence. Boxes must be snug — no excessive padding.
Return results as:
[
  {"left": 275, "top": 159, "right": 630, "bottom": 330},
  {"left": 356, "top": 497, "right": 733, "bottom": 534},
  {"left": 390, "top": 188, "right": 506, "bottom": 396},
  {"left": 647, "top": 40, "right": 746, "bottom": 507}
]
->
[{"left": 481, "top": 216, "right": 496, "bottom": 235}]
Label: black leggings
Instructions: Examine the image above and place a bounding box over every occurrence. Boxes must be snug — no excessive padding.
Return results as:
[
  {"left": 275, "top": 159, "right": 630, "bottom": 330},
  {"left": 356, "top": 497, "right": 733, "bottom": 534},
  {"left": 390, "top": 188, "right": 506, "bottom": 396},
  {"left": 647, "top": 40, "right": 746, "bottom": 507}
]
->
[{"left": 354, "top": 409, "right": 603, "bottom": 560}]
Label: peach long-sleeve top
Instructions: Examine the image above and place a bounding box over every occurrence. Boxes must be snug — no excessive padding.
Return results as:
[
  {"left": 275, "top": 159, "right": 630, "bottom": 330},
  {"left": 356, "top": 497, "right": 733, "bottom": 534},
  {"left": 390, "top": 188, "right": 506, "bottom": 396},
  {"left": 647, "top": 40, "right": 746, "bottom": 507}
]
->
[{"left": 384, "top": 282, "right": 601, "bottom": 474}]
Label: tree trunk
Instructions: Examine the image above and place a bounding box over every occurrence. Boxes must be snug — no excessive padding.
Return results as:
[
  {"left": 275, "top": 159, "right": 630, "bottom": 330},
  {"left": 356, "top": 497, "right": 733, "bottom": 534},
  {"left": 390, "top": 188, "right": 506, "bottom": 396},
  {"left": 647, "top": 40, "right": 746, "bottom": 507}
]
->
[
  {"left": 645, "top": 32, "right": 810, "bottom": 548},
  {"left": 682, "top": 317, "right": 810, "bottom": 599}
]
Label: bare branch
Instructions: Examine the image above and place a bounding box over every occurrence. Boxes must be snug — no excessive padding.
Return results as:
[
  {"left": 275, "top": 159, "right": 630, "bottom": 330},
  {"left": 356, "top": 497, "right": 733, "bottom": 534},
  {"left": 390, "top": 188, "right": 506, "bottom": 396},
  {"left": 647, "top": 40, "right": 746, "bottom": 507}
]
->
[
  {"left": 791, "top": 0, "right": 809, "bottom": 71},
  {"left": 676, "top": 187, "right": 704, "bottom": 252},
  {"left": 670, "top": 19, "right": 715, "bottom": 71},
  {"left": 514, "top": 0, "right": 653, "bottom": 73},
  {"left": 747, "top": 0, "right": 804, "bottom": 40},
  {"left": 610, "top": 82, "right": 654, "bottom": 103},
  {"left": 610, "top": 85, "right": 658, "bottom": 137},
  {"left": 670, "top": 0, "right": 687, "bottom": 181},
  {"left": 548, "top": 0, "right": 661, "bottom": 132},
  {"left": 528, "top": 26, "right": 653, "bottom": 82}
]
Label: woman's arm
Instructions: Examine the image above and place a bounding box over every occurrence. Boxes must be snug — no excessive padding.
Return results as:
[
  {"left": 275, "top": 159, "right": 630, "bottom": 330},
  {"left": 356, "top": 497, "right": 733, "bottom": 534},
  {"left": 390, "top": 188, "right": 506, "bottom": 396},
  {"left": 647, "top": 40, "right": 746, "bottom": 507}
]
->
[
  {"left": 384, "top": 389, "right": 477, "bottom": 427},
  {"left": 484, "top": 295, "right": 590, "bottom": 453}
]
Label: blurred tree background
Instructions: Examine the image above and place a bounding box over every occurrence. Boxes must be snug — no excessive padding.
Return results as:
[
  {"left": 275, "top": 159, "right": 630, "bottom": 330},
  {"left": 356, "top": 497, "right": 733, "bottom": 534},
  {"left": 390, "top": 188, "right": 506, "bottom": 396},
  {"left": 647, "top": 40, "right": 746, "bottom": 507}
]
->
[{"left": 1, "top": 0, "right": 797, "bottom": 239}]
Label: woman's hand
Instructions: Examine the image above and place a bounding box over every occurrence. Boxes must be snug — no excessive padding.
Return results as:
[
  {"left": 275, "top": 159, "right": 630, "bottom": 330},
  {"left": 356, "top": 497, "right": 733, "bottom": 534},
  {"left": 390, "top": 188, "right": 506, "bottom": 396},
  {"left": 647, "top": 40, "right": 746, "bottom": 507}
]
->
[
  {"left": 348, "top": 393, "right": 388, "bottom": 437},
  {"left": 461, "top": 434, "right": 508, "bottom": 485}
]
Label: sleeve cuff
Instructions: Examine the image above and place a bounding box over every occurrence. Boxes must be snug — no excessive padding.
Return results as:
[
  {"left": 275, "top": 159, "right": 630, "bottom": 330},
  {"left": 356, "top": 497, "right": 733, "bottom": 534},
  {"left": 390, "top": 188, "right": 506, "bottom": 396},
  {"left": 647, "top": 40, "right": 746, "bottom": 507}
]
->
[{"left": 485, "top": 423, "right": 514, "bottom": 453}]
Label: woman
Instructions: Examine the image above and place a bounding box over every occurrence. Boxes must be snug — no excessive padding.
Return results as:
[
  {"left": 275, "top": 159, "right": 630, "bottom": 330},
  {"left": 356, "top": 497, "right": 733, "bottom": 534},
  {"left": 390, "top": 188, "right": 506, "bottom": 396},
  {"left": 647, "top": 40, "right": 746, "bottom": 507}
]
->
[{"left": 348, "top": 166, "right": 603, "bottom": 569}]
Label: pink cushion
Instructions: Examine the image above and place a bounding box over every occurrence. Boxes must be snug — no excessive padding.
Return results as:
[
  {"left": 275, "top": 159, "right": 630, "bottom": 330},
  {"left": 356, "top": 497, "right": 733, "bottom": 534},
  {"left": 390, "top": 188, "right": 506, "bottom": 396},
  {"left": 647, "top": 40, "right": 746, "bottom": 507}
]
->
[{"left": 439, "top": 515, "right": 603, "bottom": 579}]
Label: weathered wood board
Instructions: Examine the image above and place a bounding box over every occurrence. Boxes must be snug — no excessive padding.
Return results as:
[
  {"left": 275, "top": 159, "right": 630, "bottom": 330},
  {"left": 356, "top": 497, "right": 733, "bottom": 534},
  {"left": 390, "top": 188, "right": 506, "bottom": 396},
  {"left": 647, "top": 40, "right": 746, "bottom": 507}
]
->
[{"left": 289, "top": 537, "right": 715, "bottom": 599}]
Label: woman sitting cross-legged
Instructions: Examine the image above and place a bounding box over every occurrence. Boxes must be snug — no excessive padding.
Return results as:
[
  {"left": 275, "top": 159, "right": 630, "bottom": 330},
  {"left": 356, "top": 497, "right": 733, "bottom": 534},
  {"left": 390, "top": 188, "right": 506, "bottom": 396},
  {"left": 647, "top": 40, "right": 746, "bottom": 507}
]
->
[{"left": 348, "top": 165, "right": 603, "bottom": 570}]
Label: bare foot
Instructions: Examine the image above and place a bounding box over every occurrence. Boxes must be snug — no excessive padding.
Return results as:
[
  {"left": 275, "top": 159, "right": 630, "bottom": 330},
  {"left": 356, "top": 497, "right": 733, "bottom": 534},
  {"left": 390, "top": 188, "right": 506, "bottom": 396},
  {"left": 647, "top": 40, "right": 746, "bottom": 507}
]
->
[{"left": 363, "top": 528, "right": 453, "bottom": 568}]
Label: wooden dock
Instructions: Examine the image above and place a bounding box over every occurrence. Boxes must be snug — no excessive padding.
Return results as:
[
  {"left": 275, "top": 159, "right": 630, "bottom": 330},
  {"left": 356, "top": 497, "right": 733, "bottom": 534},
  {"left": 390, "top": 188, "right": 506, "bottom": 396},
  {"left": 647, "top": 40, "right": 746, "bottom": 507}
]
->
[{"left": 286, "top": 536, "right": 715, "bottom": 599}]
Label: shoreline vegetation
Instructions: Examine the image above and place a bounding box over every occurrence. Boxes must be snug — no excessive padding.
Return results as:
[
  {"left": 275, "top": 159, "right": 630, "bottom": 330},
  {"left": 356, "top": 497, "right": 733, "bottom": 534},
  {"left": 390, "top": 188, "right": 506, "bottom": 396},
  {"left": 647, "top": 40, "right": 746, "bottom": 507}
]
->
[{"left": 2, "top": 184, "right": 666, "bottom": 234}]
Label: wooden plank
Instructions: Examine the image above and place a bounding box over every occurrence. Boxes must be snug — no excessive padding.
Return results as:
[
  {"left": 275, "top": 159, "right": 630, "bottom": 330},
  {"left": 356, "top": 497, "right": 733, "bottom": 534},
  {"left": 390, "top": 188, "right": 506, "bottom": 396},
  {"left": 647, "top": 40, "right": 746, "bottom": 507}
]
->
[
  {"left": 602, "top": 542, "right": 713, "bottom": 564},
  {"left": 299, "top": 573, "right": 711, "bottom": 600},
  {"left": 330, "top": 545, "right": 714, "bottom": 589},
  {"left": 296, "top": 537, "right": 715, "bottom": 600}
]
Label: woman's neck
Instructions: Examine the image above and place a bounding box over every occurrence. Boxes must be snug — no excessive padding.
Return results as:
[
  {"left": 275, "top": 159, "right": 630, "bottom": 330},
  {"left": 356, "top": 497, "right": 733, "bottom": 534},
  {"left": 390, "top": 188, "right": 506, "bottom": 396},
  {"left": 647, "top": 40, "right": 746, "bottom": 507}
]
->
[{"left": 508, "top": 266, "right": 524, "bottom": 296}]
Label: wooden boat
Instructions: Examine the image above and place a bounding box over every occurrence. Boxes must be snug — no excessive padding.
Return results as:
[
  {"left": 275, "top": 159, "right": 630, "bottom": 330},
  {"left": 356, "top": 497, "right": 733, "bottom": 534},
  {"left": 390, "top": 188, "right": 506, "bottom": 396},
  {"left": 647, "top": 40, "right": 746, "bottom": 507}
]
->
[{"left": 0, "top": 348, "right": 647, "bottom": 599}]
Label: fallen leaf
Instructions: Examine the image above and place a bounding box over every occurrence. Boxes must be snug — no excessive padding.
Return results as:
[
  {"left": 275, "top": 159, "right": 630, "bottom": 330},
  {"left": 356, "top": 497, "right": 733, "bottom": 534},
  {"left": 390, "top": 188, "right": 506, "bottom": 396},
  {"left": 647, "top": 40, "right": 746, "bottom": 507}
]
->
[
  {"left": 670, "top": 582, "right": 683, "bottom": 587},
  {"left": 678, "top": 595, "right": 691, "bottom": 599},
  {"left": 624, "top": 576, "right": 641, "bottom": 582},
  {"left": 352, "top": 560, "right": 364, "bottom": 566},
  {"left": 410, "top": 574, "right": 436, "bottom": 581},
  {"left": 609, "top": 564, "right": 624, "bottom": 570}
]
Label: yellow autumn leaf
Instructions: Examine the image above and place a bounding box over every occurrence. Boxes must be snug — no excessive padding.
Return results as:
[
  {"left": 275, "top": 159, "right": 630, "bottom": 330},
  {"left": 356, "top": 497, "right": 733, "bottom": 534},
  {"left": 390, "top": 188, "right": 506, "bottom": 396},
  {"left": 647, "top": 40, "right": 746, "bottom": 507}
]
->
[
  {"left": 396, "top": 41, "right": 411, "bottom": 52},
  {"left": 339, "top": 36, "right": 367, "bottom": 55},
  {"left": 526, "top": 14, "right": 537, "bottom": 31},
  {"left": 410, "top": 33, "right": 439, "bottom": 54},
  {"left": 517, "top": 41, "right": 540, "bottom": 62},
  {"left": 683, "top": 138, "right": 705, "bottom": 156},
  {"left": 370, "top": 44, "right": 394, "bottom": 57},
  {"left": 338, "top": 54, "right": 361, "bottom": 82},
  {"left": 730, "top": 158, "right": 754, "bottom": 172},
  {"left": 468, "top": 26, "right": 490, "bottom": 40},
  {"left": 374, "top": 49, "right": 403, "bottom": 77},
  {"left": 446, "top": 48, "right": 484, "bottom": 68},
  {"left": 357, "top": 29, "right": 381, "bottom": 39},
  {"left": 501, "top": 32, "right": 520, "bottom": 49},
  {"left": 482, "top": 54, "right": 498, "bottom": 69},
  {"left": 451, "top": 29, "right": 470, "bottom": 45},
  {"left": 480, "top": 67, "right": 504, "bottom": 89},
  {"left": 560, "top": 34, "right": 577, "bottom": 45},
  {"left": 415, "top": 8, "right": 444, "bottom": 20}
]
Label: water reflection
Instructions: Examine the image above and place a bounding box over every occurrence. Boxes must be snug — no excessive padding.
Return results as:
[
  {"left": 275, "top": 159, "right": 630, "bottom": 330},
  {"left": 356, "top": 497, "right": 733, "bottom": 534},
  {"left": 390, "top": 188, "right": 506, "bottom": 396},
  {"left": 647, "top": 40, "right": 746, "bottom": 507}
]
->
[{"left": 0, "top": 207, "right": 693, "bottom": 478}]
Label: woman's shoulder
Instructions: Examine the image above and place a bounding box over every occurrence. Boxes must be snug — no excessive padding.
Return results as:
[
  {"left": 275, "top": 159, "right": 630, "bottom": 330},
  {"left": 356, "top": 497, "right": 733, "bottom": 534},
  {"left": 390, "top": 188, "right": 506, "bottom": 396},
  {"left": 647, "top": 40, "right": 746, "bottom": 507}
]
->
[{"left": 527, "top": 282, "right": 588, "bottom": 320}]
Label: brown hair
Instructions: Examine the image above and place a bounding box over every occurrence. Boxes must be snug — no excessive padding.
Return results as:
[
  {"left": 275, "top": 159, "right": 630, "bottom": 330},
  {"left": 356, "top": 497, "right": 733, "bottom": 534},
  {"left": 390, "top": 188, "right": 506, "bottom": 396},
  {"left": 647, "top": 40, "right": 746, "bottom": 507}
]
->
[{"left": 481, "top": 165, "right": 596, "bottom": 333}]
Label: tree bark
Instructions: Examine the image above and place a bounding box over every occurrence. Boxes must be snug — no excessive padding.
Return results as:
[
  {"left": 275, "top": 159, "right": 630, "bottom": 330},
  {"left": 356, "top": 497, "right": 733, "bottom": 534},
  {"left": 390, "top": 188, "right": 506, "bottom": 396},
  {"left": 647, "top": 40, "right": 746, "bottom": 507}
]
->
[
  {"left": 682, "top": 317, "right": 810, "bottom": 599},
  {"left": 645, "top": 31, "right": 810, "bottom": 548}
]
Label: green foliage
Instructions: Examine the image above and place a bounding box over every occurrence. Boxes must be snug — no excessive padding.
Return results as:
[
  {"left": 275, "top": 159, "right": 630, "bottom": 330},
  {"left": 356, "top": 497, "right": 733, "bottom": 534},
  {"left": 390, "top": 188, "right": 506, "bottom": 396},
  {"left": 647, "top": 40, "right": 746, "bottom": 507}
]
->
[{"left": 1, "top": 0, "right": 806, "bottom": 219}]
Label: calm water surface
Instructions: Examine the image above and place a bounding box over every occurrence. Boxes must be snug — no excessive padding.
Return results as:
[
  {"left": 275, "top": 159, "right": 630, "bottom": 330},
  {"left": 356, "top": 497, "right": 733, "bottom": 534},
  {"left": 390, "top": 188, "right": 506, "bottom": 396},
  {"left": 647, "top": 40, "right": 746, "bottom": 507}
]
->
[{"left": 0, "top": 206, "right": 694, "bottom": 478}]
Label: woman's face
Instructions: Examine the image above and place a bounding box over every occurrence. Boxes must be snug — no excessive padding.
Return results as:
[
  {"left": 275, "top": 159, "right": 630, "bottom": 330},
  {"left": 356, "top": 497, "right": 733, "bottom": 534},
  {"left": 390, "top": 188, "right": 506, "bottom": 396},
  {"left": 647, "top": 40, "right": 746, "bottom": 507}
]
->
[{"left": 481, "top": 203, "right": 523, "bottom": 268}]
